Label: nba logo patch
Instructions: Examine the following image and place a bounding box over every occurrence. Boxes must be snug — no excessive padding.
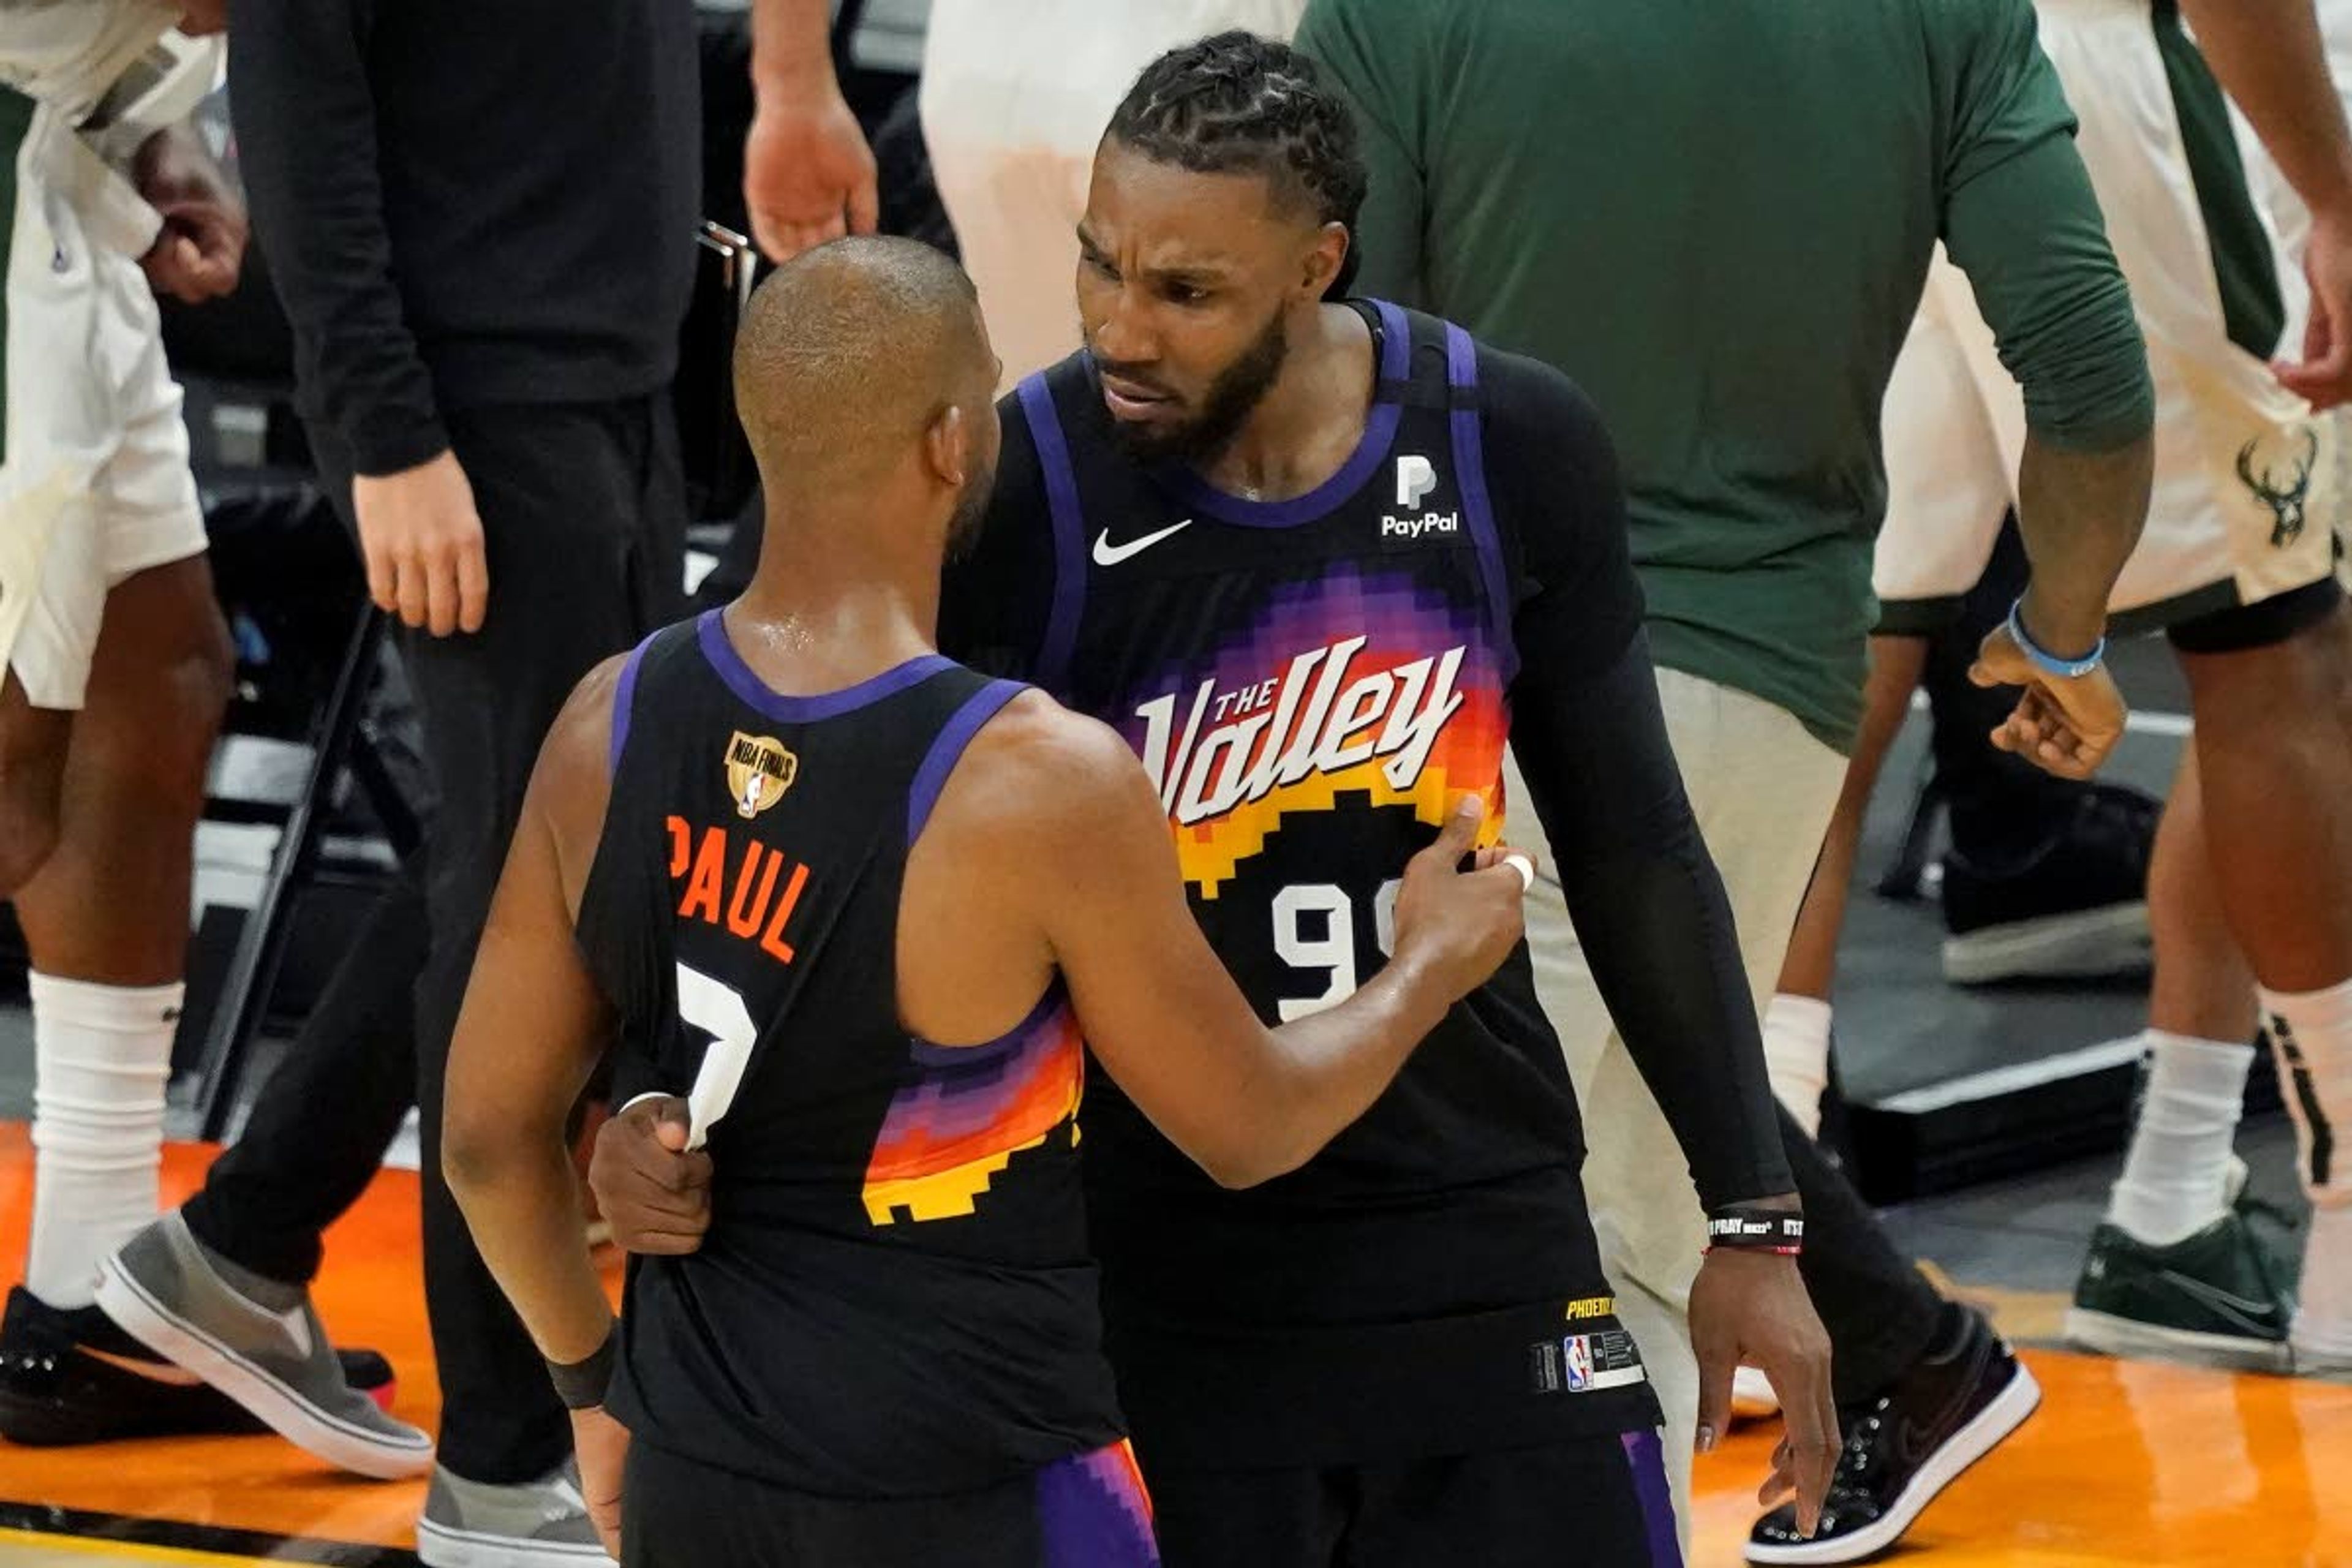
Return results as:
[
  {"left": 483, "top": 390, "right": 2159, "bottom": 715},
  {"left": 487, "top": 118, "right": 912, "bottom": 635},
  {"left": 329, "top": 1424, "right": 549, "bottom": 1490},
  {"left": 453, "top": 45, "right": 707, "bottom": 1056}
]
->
[
  {"left": 725, "top": 731, "right": 797, "bottom": 819},
  {"left": 1563, "top": 1334, "right": 1596, "bottom": 1393}
]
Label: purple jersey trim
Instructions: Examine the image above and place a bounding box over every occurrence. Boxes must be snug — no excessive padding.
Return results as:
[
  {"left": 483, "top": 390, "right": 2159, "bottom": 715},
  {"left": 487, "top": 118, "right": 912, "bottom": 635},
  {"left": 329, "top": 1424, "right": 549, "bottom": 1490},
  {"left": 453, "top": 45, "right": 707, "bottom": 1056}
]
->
[
  {"left": 907, "top": 979, "right": 1068, "bottom": 1066},
  {"left": 1443, "top": 322, "right": 1521, "bottom": 685},
  {"left": 1019, "top": 373, "right": 1089, "bottom": 693},
  {"left": 695, "top": 609, "right": 954, "bottom": 722},
  {"left": 607, "top": 630, "right": 660, "bottom": 776},
  {"left": 1037, "top": 1442, "right": 1160, "bottom": 1567},
  {"left": 907, "top": 677, "right": 1028, "bottom": 845},
  {"left": 1372, "top": 296, "right": 1412, "bottom": 382},
  {"left": 1621, "top": 1428, "right": 1686, "bottom": 1566}
]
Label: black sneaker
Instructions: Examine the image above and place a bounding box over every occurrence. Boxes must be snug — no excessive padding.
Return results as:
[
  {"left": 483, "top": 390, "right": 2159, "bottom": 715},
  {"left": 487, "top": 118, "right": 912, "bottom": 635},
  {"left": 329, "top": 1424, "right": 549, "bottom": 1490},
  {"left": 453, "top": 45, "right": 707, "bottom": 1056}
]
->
[
  {"left": 1940, "top": 781, "right": 2156, "bottom": 985},
  {"left": 0, "top": 1285, "right": 396, "bottom": 1447},
  {"left": 1746, "top": 1308, "right": 2041, "bottom": 1564}
]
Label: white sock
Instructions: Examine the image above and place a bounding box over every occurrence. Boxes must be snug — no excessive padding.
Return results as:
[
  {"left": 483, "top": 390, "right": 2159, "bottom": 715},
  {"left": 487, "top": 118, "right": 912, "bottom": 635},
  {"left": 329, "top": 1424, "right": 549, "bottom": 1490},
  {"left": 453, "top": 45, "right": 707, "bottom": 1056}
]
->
[
  {"left": 2294, "top": 1205, "right": 2352, "bottom": 1364},
  {"left": 2105, "top": 1030, "right": 2254, "bottom": 1246},
  {"left": 25, "top": 973, "right": 179, "bottom": 1309},
  {"left": 2263, "top": 978, "right": 2352, "bottom": 1359},
  {"left": 1761, "top": 993, "right": 1833, "bottom": 1139}
]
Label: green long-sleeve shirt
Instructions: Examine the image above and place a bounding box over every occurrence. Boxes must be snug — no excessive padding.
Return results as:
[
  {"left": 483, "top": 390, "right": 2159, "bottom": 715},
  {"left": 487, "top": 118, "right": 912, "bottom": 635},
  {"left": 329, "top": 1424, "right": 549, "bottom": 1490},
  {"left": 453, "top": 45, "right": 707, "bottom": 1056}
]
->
[{"left": 1297, "top": 0, "right": 2154, "bottom": 748}]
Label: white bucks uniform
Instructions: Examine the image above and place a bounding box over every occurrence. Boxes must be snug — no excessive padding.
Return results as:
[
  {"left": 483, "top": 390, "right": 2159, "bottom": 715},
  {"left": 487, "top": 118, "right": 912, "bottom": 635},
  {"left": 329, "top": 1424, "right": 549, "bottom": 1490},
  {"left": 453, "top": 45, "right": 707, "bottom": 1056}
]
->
[
  {"left": 0, "top": 6, "right": 219, "bottom": 710},
  {"left": 1874, "top": 0, "right": 2344, "bottom": 633}
]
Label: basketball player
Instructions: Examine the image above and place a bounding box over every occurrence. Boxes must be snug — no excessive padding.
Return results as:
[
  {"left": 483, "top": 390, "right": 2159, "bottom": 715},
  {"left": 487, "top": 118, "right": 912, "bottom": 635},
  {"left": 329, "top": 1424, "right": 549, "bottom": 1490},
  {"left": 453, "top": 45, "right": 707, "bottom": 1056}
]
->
[
  {"left": 1858, "top": 0, "right": 2352, "bottom": 1389},
  {"left": 0, "top": 0, "right": 421, "bottom": 1464},
  {"left": 1297, "top": 0, "right": 2156, "bottom": 1558},
  {"left": 445, "top": 236, "right": 1536, "bottom": 1566},
  {"left": 598, "top": 35, "right": 1856, "bottom": 1567}
]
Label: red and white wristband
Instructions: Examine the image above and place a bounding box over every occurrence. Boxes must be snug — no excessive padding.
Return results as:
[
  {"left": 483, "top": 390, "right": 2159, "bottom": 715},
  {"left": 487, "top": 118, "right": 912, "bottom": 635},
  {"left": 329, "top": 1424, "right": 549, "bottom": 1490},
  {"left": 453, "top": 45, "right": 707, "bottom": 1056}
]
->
[{"left": 1704, "top": 1208, "right": 1805, "bottom": 1257}]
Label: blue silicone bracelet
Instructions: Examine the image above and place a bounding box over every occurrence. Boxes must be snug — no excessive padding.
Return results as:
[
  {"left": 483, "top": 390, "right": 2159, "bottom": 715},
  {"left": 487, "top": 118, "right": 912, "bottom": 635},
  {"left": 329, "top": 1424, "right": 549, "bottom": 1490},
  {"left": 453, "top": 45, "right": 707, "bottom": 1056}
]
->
[{"left": 2006, "top": 597, "right": 2105, "bottom": 678}]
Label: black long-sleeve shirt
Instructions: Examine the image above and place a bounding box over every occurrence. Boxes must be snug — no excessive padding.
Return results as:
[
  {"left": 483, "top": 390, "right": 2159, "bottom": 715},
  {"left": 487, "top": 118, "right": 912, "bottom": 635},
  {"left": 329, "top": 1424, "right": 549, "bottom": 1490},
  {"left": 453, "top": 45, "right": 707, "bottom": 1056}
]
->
[{"left": 227, "top": 0, "right": 701, "bottom": 476}]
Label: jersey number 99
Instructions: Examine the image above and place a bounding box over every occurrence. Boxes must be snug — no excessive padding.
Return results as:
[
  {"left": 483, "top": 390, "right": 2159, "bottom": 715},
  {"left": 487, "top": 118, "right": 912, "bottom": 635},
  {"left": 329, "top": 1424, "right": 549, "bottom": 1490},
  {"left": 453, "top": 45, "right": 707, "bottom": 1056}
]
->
[{"left": 1272, "top": 880, "right": 1401, "bottom": 1021}]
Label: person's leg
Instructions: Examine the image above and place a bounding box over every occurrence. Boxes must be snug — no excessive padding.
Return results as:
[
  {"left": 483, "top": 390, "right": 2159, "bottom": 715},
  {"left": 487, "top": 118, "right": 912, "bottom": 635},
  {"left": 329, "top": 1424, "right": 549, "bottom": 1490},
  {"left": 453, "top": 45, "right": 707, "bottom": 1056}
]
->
[
  {"left": 178, "top": 867, "right": 429, "bottom": 1285},
  {"left": 2111, "top": 746, "right": 2260, "bottom": 1244},
  {"left": 1148, "top": 1462, "right": 1346, "bottom": 1568},
  {"left": 1770, "top": 633, "right": 1930, "bottom": 1133},
  {"left": 70, "top": 402, "right": 435, "bottom": 1477},
  {"left": 0, "top": 179, "right": 229, "bottom": 1311},
  {"left": 2065, "top": 743, "right": 2291, "bottom": 1370},
  {"left": 2179, "top": 595, "right": 2352, "bottom": 1377},
  {"left": 2175, "top": 600, "right": 2352, "bottom": 992},
  {"left": 397, "top": 397, "right": 684, "bottom": 1493},
  {"left": 9, "top": 559, "right": 227, "bottom": 1307},
  {"left": 1346, "top": 1434, "right": 1681, "bottom": 1568},
  {"left": 1759, "top": 1109, "right": 1943, "bottom": 1411}
]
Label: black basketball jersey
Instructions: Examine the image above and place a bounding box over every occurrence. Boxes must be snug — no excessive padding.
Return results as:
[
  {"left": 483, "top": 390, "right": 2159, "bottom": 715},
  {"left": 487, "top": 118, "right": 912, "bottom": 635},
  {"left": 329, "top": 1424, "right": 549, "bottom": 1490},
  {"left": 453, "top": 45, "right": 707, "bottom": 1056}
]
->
[
  {"left": 575, "top": 612, "right": 1123, "bottom": 1496},
  {"left": 982, "top": 304, "right": 1660, "bottom": 1466}
]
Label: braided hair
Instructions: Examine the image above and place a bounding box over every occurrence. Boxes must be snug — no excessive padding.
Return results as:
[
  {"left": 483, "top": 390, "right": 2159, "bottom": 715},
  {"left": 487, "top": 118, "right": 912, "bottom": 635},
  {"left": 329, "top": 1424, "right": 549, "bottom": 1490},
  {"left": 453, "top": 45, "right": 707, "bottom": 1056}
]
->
[{"left": 1105, "top": 32, "right": 1368, "bottom": 291}]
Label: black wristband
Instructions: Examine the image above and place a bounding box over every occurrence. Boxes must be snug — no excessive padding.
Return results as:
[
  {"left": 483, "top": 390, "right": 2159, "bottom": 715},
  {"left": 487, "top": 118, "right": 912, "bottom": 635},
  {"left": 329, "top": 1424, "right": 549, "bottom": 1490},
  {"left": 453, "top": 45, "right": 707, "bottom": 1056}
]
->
[
  {"left": 548, "top": 1322, "right": 619, "bottom": 1411},
  {"left": 1705, "top": 1207, "right": 1805, "bottom": 1256}
]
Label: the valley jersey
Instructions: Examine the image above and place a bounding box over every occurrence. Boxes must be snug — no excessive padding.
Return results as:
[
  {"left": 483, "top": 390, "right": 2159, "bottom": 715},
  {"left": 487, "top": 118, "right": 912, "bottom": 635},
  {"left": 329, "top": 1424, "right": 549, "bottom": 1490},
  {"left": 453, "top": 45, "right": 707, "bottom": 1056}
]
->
[
  {"left": 576, "top": 614, "right": 1124, "bottom": 1496},
  {"left": 945, "top": 301, "right": 1662, "bottom": 1467}
]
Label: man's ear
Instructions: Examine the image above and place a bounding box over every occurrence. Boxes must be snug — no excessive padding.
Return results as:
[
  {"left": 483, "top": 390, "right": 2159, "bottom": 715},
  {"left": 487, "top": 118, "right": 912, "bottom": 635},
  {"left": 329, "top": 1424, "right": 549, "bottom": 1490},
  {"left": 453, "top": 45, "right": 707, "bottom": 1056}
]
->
[
  {"left": 925, "top": 402, "right": 971, "bottom": 489},
  {"left": 1303, "top": 220, "right": 1351, "bottom": 300}
]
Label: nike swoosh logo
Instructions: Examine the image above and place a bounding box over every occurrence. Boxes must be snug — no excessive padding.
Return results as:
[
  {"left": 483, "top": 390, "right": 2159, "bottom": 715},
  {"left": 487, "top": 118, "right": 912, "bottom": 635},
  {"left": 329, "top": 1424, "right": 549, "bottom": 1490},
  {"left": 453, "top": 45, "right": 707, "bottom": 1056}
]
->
[
  {"left": 1092, "top": 519, "right": 1194, "bottom": 567},
  {"left": 2158, "top": 1270, "right": 2285, "bottom": 1329},
  {"left": 77, "top": 1345, "right": 205, "bottom": 1387}
]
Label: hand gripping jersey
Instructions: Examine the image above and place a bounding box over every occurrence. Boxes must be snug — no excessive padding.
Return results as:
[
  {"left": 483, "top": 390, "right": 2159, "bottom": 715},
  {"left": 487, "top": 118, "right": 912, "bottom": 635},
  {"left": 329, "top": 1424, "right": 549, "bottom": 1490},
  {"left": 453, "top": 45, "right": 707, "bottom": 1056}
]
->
[
  {"left": 577, "top": 612, "right": 1124, "bottom": 1496},
  {"left": 999, "top": 302, "right": 1659, "bottom": 1466}
]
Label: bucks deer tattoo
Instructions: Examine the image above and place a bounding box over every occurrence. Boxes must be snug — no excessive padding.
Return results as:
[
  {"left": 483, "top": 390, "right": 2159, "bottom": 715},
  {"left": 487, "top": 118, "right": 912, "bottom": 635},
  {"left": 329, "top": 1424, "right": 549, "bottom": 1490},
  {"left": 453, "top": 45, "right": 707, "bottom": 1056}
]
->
[{"left": 2236, "top": 428, "right": 2319, "bottom": 548}]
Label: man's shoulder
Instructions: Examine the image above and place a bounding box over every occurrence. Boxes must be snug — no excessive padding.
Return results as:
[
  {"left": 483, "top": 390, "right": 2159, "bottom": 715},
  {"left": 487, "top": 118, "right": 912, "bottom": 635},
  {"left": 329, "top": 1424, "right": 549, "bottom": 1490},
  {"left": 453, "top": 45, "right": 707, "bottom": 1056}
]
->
[
  {"left": 925, "top": 691, "right": 1153, "bottom": 854},
  {"left": 1455, "top": 333, "right": 1609, "bottom": 461}
]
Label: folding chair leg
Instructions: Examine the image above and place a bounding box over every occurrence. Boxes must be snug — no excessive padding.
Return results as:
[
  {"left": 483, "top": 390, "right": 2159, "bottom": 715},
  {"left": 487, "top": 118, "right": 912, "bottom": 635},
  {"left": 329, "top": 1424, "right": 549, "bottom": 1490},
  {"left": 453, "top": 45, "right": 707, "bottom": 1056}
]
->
[{"left": 192, "top": 607, "right": 388, "bottom": 1140}]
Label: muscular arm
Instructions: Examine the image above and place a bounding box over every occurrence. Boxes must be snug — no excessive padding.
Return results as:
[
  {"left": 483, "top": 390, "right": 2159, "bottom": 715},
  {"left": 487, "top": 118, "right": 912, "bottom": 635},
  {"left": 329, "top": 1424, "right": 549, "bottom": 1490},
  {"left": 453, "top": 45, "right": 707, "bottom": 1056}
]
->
[
  {"left": 1942, "top": 0, "right": 2154, "bottom": 652},
  {"left": 956, "top": 701, "right": 1518, "bottom": 1188},
  {"left": 1490, "top": 352, "right": 1796, "bottom": 1210},
  {"left": 2180, "top": 0, "right": 2352, "bottom": 217},
  {"left": 228, "top": 0, "right": 447, "bottom": 475},
  {"left": 442, "top": 658, "right": 625, "bottom": 1367},
  {"left": 2180, "top": 0, "right": 2352, "bottom": 405}
]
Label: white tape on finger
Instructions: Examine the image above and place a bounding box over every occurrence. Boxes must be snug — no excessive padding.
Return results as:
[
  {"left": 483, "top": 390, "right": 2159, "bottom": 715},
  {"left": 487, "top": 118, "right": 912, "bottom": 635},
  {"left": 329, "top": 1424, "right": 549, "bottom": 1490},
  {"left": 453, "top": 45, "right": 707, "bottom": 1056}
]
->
[{"left": 1503, "top": 852, "right": 1535, "bottom": 894}]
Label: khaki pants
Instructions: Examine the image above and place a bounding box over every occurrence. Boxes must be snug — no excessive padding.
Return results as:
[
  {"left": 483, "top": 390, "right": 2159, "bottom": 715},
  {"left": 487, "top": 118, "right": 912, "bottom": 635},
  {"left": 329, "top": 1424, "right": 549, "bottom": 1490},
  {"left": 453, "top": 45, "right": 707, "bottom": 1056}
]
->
[{"left": 1503, "top": 667, "right": 1845, "bottom": 1537}]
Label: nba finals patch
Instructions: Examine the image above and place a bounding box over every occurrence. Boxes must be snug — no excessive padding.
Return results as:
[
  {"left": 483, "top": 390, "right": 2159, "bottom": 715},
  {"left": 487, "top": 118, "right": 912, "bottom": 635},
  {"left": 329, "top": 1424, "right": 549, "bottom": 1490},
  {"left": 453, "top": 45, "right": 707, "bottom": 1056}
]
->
[{"left": 725, "top": 731, "right": 797, "bottom": 819}]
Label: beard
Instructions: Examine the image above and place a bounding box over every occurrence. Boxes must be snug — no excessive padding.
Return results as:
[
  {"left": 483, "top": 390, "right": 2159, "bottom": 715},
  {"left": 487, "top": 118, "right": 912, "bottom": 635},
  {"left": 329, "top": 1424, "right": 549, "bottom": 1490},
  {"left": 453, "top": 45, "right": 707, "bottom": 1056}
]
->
[
  {"left": 944, "top": 447, "right": 999, "bottom": 564},
  {"left": 1096, "top": 308, "right": 1290, "bottom": 468}
]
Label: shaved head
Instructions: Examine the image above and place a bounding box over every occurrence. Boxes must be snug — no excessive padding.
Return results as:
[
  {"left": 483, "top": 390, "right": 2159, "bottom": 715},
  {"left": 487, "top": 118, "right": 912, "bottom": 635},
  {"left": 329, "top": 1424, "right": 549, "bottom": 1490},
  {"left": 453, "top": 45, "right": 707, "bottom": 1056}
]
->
[{"left": 734, "top": 236, "right": 995, "bottom": 503}]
